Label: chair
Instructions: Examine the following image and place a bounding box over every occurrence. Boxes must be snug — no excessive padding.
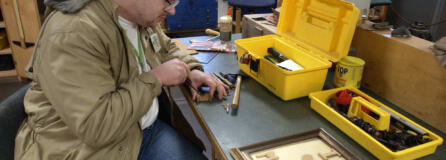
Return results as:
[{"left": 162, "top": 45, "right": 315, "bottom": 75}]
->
[
  {"left": 228, "top": 0, "right": 276, "bottom": 33},
  {"left": 0, "top": 84, "right": 30, "bottom": 160}
]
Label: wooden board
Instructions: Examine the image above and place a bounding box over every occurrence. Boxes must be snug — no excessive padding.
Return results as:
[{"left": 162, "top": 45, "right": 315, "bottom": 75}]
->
[
  {"left": 0, "top": 46, "right": 10, "bottom": 55},
  {"left": 10, "top": 44, "right": 33, "bottom": 77},
  {"left": 18, "top": 0, "right": 40, "bottom": 42},
  {"left": 351, "top": 28, "right": 446, "bottom": 133},
  {"left": 0, "top": 69, "right": 15, "bottom": 77},
  {"left": 1, "top": 0, "right": 20, "bottom": 42},
  {"left": 172, "top": 39, "right": 198, "bottom": 55}
]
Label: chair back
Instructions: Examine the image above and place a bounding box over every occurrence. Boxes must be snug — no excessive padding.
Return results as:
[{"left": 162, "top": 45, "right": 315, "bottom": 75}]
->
[{"left": 0, "top": 84, "right": 30, "bottom": 160}]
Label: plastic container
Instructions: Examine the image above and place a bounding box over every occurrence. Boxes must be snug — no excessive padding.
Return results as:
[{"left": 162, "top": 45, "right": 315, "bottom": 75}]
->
[
  {"left": 219, "top": 16, "right": 232, "bottom": 41},
  {"left": 334, "top": 56, "right": 365, "bottom": 88},
  {"left": 309, "top": 87, "right": 443, "bottom": 160},
  {"left": 347, "top": 96, "right": 391, "bottom": 131},
  {"left": 235, "top": 0, "right": 360, "bottom": 100}
]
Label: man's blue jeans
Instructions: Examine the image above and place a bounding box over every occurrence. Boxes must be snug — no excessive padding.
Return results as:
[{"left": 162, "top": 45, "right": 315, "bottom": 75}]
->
[{"left": 137, "top": 120, "right": 207, "bottom": 160}]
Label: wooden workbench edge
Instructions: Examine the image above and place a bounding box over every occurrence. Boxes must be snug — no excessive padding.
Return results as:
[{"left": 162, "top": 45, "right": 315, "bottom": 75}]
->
[{"left": 180, "top": 86, "right": 228, "bottom": 160}]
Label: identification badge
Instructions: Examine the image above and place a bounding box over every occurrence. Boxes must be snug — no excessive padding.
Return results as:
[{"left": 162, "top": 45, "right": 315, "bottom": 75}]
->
[{"left": 150, "top": 33, "right": 161, "bottom": 53}]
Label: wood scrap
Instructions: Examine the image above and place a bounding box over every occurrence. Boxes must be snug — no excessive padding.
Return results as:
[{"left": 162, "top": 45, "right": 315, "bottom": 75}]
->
[
  {"left": 172, "top": 39, "right": 198, "bottom": 55},
  {"left": 196, "top": 92, "right": 212, "bottom": 102}
]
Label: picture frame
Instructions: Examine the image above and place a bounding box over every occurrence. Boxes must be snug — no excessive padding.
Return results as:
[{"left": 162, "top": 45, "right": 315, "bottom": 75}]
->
[{"left": 230, "top": 128, "right": 360, "bottom": 160}]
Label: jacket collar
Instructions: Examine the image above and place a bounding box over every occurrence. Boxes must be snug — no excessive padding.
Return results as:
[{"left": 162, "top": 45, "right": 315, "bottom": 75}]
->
[
  {"left": 44, "top": 0, "right": 93, "bottom": 13},
  {"left": 44, "top": 0, "right": 118, "bottom": 16}
]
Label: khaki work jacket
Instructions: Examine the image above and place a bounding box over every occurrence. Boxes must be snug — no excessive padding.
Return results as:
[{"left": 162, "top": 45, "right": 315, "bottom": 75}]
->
[{"left": 14, "top": 0, "right": 202, "bottom": 159}]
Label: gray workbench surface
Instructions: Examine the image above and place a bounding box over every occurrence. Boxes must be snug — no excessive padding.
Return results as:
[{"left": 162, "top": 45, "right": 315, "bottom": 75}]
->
[{"left": 175, "top": 35, "right": 446, "bottom": 160}]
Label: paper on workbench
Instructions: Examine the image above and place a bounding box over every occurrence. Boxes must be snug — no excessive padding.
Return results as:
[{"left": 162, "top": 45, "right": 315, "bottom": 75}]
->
[
  {"left": 277, "top": 59, "right": 304, "bottom": 71},
  {"left": 188, "top": 40, "right": 236, "bottom": 53}
]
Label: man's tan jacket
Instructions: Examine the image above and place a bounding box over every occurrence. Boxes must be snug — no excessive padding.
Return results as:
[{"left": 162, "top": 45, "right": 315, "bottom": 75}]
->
[{"left": 15, "top": 0, "right": 202, "bottom": 159}]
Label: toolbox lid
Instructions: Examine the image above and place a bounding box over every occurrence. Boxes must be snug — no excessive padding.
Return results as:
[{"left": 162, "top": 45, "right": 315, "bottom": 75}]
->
[{"left": 277, "top": 0, "right": 359, "bottom": 62}]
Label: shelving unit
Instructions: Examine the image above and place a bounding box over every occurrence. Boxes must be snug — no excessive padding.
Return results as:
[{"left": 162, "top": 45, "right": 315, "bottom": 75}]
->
[
  {"left": 0, "top": 46, "right": 11, "bottom": 55},
  {"left": 0, "top": 0, "right": 41, "bottom": 79},
  {"left": 0, "top": 19, "right": 18, "bottom": 79},
  {"left": 0, "top": 45, "right": 18, "bottom": 80},
  {"left": 0, "top": 69, "right": 15, "bottom": 77}
]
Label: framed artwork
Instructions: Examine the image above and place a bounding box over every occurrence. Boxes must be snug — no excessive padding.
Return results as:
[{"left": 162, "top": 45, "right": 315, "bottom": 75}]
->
[{"left": 230, "top": 128, "right": 360, "bottom": 160}]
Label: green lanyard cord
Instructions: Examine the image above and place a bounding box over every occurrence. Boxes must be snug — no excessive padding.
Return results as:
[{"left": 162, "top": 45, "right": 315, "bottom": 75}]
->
[{"left": 129, "top": 29, "right": 145, "bottom": 71}]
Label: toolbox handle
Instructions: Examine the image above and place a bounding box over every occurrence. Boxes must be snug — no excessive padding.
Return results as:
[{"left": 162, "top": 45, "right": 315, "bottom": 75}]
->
[
  {"left": 347, "top": 97, "right": 391, "bottom": 131},
  {"left": 302, "top": 12, "right": 335, "bottom": 30}
]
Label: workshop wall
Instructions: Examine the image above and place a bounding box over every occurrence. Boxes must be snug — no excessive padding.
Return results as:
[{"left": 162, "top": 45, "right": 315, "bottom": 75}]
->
[{"left": 165, "top": 0, "right": 218, "bottom": 32}]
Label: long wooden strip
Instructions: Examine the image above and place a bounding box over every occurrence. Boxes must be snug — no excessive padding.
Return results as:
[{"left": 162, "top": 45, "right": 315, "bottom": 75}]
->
[{"left": 231, "top": 75, "right": 242, "bottom": 112}]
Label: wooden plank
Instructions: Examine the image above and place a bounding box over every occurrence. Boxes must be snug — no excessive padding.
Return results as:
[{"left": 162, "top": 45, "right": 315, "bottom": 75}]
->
[
  {"left": 351, "top": 28, "right": 446, "bottom": 133},
  {"left": 0, "top": 69, "right": 16, "bottom": 77},
  {"left": 10, "top": 44, "right": 33, "bottom": 78},
  {"left": 1, "top": 0, "right": 21, "bottom": 42},
  {"left": 180, "top": 86, "right": 228, "bottom": 160},
  {"left": 0, "top": 47, "right": 11, "bottom": 55},
  {"left": 172, "top": 40, "right": 198, "bottom": 55},
  {"left": 18, "top": 0, "right": 40, "bottom": 42}
]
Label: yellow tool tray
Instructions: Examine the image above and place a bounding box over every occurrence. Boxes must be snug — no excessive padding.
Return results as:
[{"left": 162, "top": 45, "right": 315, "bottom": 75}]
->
[
  {"left": 309, "top": 87, "right": 443, "bottom": 160},
  {"left": 235, "top": 0, "right": 359, "bottom": 100}
]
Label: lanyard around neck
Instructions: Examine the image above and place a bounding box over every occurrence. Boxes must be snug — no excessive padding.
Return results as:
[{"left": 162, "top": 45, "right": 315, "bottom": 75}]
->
[{"left": 129, "top": 29, "right": 145, "bottom": 70}]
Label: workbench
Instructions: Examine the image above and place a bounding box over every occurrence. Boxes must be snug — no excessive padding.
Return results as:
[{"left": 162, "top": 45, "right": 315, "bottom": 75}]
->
[{"left": 173, "top": 34, "right": 446, "bottom": 160}]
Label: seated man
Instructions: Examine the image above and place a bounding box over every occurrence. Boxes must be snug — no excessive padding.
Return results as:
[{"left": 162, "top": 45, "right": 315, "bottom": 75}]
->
[{"left": 14, "top": 0, "right": 227, "bottom": 159}]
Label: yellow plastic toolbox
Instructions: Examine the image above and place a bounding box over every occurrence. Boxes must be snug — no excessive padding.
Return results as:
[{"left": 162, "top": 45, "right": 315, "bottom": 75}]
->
[
  {"left": 309, "top": 87, "right": 443, "bottom": 160},
  {"left": 235, "top": 0, "right": 359, "bottom": 100}
]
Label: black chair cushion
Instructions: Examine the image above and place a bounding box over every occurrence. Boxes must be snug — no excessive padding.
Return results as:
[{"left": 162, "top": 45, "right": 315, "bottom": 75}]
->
[{"left": 0, "top": 84, "right": 30, "bottom": 160}]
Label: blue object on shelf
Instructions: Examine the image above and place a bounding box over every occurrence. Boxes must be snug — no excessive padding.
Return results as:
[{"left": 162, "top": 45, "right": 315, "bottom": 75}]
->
[
  {"left": 228, "top": 0, "right": 276, "bottom": 9},
  {"left": 166, "top": 0, "right": 218, "bottom": 32}
]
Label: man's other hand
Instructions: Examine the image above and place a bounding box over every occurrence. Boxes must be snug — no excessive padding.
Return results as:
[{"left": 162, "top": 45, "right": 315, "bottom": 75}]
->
[
  {"left": 150, "top": 59, "right": 189, "bottom": 86},
  {"left": 188, "top": 70, "right": 229, "bottom": 100}
]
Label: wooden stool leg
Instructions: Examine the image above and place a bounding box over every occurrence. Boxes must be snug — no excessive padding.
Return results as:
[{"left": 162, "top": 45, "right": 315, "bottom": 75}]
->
[
  {"left": 235, "top": 8, "right": 241, "bottom": 33},
  {"left": 379, "top": 5, "right": 388, "bottom": 22}
]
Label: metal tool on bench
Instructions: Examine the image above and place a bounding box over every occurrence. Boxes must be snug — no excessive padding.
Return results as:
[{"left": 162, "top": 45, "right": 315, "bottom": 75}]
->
[
  {"left": 378, "top": 106, "right": 428, "bottom": 135},
  {"left": 212, "top": 72, "right": 234, "bottom": 88}
]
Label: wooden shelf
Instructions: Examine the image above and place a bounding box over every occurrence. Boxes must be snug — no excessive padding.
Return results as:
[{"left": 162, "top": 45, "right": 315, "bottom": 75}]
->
[
  {"left": 0, "top": 21, "right": 4, "bottom": 28},
  {"left": 0, "top": 69, "right": 17, "bottom": 77},
  {"left": 0, "top": 47, "right": 11, "bottom": 55}
]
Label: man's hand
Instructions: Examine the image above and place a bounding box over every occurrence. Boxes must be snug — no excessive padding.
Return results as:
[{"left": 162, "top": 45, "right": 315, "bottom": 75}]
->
[
  {"left": 150, "top": 59, "right": 190, "bottom": 86},
  {"left": 188, "top": 70, "right": 229, "bottom": 100}
]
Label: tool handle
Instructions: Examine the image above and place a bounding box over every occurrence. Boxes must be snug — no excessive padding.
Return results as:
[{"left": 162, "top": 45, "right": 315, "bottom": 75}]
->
[
  {"left": 213, "top": 72, "right": 234, "bottom": 87},
  {"left": 231, "top": 75, "right": 242, "bottom": 109},
  {"left": 348, "top": 97, "right": 391, "bottom": 131},
  {"left": 205, "top": 29, "right": 220, "bottom": 36},
  {"left": 267, "top": 48, "right": 287, "bottom": 62}
]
